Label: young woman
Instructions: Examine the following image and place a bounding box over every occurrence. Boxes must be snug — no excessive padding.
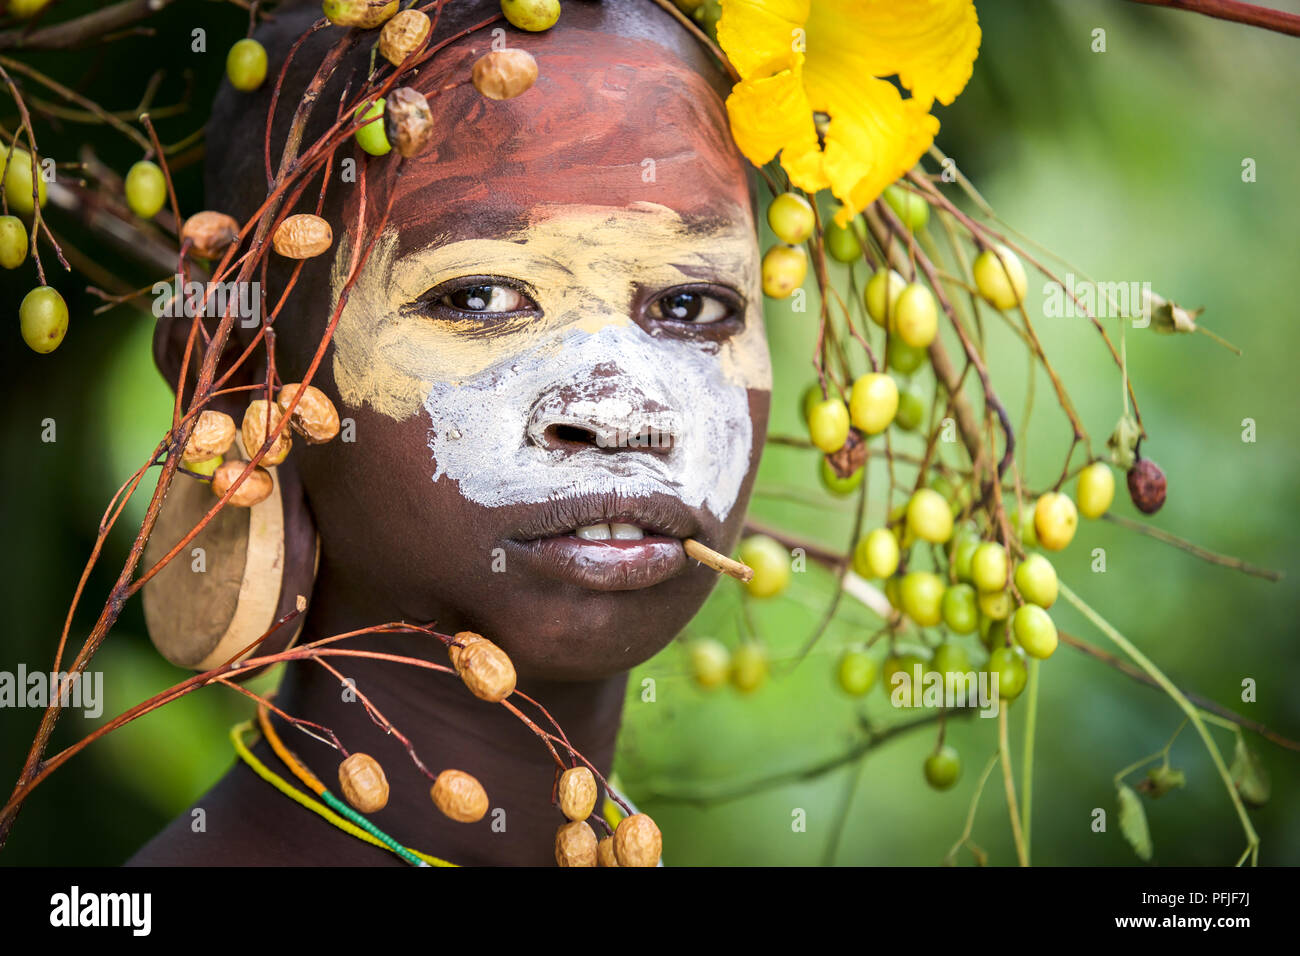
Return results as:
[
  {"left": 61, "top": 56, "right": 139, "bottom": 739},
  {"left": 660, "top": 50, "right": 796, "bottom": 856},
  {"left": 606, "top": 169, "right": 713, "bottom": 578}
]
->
[{"left": 130, "top": 0, "right": 770, "bottom": 866}]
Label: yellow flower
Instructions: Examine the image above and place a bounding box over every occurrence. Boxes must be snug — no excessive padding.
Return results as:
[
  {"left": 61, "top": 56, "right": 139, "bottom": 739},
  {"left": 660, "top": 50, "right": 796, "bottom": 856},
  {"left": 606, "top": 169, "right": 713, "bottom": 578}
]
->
[{"left": 718, "top": 0, "right": 981, "bottom": 224}]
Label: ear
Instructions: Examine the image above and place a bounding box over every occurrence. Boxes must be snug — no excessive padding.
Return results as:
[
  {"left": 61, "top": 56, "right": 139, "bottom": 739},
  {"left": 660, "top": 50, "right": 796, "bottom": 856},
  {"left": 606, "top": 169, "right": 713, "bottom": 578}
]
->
[{"left": 152, "top": 293, "right": 265, "bottom": 422}]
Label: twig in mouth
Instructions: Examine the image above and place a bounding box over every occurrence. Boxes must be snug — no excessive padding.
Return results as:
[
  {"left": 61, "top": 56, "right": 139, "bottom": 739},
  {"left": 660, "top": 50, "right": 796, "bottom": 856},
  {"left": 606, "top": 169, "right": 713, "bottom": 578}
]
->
[{"left": 684, "top": 538, "right": 753, "bottom": 583}]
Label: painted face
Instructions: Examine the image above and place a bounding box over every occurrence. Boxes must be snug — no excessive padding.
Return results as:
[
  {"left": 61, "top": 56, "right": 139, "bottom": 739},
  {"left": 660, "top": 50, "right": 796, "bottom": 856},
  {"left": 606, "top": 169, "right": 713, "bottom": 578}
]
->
[{"left": 281, "top": 19, "right": 771, "bottom": 679}]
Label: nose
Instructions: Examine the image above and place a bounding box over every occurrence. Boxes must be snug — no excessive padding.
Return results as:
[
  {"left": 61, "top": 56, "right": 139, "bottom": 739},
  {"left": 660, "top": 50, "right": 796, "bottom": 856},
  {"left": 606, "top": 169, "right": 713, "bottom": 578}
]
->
[{"left": 526, "top": 374, "right": 677, "bottom": 456}]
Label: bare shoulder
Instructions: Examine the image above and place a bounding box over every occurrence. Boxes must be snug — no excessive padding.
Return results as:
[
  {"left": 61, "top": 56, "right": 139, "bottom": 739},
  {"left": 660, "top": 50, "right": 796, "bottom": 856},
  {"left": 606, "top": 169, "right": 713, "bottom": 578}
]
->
[{"left": 125, "top": 740, "right": 396, "bottom": 867}]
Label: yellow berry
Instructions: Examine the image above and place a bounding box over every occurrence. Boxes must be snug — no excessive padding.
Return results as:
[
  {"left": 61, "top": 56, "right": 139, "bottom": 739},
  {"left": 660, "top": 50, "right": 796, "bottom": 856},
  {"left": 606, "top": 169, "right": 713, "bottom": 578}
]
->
[
  {"left": 762, "top": 243, "right": 807, "bottom": 299},
  {"left": 1076, "top": 462, "right": 1115, "bottom": 519},
  {"left": 853, "top": 528, "right": 900, "bottom": 579},
  {"left": 900, "top": 571, "right": 945, "bottom": 626},
  {"left": 19, "top": 285, "right": 67, "bottom": 354},
  {"left": 807, "top": 397, "right": 850, "bottom": 453},
  {"left": 894, "top": 282, "right": 938, "bottom": 348},
  {"left": 226, "top": 38, "right": 268, "bottom": 92},
  {"left": 864, "top": 268, "right": 906, "bottom": 328},
  {"left": 124, "top": 160, "right": 167, "bottom": 219},
  {"left": 738, "top": 535, "right": 790, "bottom": 599},
  {"left": 973, "top": 243, "right": 1027, "bottom": 310},
  {"left": 501, "top": 0, "right": 561, "bottom": 32},
  {"left": 970, "top": 541, "right": 1008, "bottom": 593},
  {"left": 730, "top": 641, "right": 769, "bottom": 692},
  {"left": 1014, "top": 553, "right": 1058, "bottom": 608},
  {"left": 906, "top": 488, "right": 953, "bottom": 544},
  {"left": 1034, "top": 492, "right": 1078, "bottom": 552},
  {"left": 0, "top": 215, "right": 28, "bottom": 269},
  {"left": 767, "top": 191, "right": 815, "bottom": 244},
  {"left": 3, "top": 146, "right": 47, "bottom": 216},
  {"left": 1013, "top": 604, "right": 1058, "bottom": 659},
  {"left": 978, "top": 588, "right": 1013, "bottom": 621},
  {"left": 848, "top": 373, "right": 898, "bottom": 435}
]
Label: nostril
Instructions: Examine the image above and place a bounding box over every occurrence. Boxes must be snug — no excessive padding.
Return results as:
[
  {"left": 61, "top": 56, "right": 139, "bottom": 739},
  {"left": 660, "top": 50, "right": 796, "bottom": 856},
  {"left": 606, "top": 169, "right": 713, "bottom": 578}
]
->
[{"left": 546, "top": 423, "right": 599, "bottom": 447}]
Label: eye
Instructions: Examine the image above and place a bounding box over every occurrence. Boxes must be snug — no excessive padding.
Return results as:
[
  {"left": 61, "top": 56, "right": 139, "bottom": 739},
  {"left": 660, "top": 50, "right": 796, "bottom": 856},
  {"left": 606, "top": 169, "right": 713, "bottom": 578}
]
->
[
  {"left": 650, "top": 289, "right": 737, "bottom": 325},
  {"left": 441, "top": 284, "right": 528, "bottom": 314}
]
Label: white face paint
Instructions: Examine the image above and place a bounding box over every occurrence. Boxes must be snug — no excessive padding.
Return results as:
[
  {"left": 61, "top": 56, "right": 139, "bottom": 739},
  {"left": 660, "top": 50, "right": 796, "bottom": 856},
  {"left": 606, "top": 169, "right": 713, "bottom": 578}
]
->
[{"left": 329, "top": 203, "right": 771, "bottom": 523}]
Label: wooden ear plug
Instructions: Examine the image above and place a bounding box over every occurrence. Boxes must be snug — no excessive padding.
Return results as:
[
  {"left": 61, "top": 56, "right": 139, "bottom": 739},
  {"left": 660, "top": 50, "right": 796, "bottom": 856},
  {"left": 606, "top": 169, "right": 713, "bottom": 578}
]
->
[{"left": 683, "top": 538, "right": 753, "bottom": 583}]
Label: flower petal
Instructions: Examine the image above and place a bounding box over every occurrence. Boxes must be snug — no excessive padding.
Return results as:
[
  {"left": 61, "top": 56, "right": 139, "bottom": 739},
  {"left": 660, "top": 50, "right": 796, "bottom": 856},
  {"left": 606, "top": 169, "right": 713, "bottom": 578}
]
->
[
  {"left": 724, "top": 65, "right": 822, "bottom": 175},
  {"left": 717, "top": 0, "right": 811, "bottom": 80},
  {"left": 806, "top": 0, "right": 981, "bottom": 108}
]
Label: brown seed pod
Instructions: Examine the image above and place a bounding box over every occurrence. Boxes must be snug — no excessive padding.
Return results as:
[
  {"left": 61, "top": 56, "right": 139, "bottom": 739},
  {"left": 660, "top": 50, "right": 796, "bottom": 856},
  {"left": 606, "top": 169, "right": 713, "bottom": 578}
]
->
[
  {"left": 378, "top": 8, "right": 431, "bottom": 66},
  {"left": 1127, "top": 457, "right": 1167, "bottom": 515},
  {"left": 180, "top": 211, "right": 239, "bottom": 260},
  {"left": 471, "top": 49, "right": 539, "bottom": 101},
  {"left": 431, "top": 769, "right": 489, "bottom": 823},
  {"left": 383, "top": 87, "right": 435, "bottom": 158},
  {"left": 241, "top": 399, "right": 292, "bottom": 466},
  {"left": 448, "top": 631, "right": 484, "bottom": 670},
  {"left": 277, "top": 383, "right": 340, "bottom": 444},
  {"left": 596, "top": 835, "right": 619, "bottom": 867},
  {"left": 182, "top": 410, "right": 236, "bottom": 463},
  {"left": 322, "top": 0, "right": 398, "bottom": 28},
  {"left": 557, "top": 766, "right": 598, "bottom": 822},
  {"left": 613, "top": 813, "right": 662, "bottom": 867},
  {"left": 338, "top": 753, "right": 389, "bottom": 814},
  {"left": 454, "top": 636, "right": 516, "bottom": 702},
  {"left": 210, "top": 461, "right": 274, "bottom": 507},
  {"left": 272, "top": 213, "right": 332, "bottom": 260},
  {"left": 554, "top": 820, "right": 598, "bottom": 867}
]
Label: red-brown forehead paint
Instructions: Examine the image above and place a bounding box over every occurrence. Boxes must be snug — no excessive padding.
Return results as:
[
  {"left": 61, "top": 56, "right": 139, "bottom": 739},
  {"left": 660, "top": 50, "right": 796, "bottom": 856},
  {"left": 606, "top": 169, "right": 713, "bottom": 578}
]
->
[{"left": 353, "top": 31, "right": 753, "bottom": 251}]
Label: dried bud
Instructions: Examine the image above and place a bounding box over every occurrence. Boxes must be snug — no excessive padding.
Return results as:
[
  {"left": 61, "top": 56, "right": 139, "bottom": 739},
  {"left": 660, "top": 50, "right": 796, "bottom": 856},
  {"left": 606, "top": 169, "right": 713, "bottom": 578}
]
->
[
  {"left": 613, "top": 812, "right": 662, "bottom": 867},
  {"left": 181, "top": 211, "right": 239, "bottom": 260},
  {"left": 182, "top": 410, "right": 236, "bottom": 462},
  {"left": 826, "top": 428, "right": 867, "bottom": 479},
  {"left": 338, "top": 753, "right": 389, "bottom": 813},
  {"left": 1127, "top": 457, "right": 1167, "bottom": 515},
  {"left": 277, "top": 383, "right": 340, "bottom": 444},
  {"left": 210, "top": 461, "right": 274, "bottom": 507},
  {"left": 554, "top": 820, "right": 598, "bottom": 867},
  {"left": 322, "top": 0, "right": 398, "bottom": 29},
  {"left": 448, "top": 631, "right": 484, "bottom": 670},
  {"left": 378, "top": 8, "right": 430, "bottom": 66},
  {"left": 241, "top": 400, "right": 292, "bottom": 466},
  {"left": 557, "top": 766, "right": 598, "bottom": 822},
  {"left": 383, "top": 87, "right": 435, "bottom": 158},
  {"left": 596, "top": 835, "right": 619, "bottom": 867},
  {"left": 472, "top": 49, "right": 538, "bottom": 101},
  {"left": 272, "top": 213, "right": 333, "bottom": 259},
  {"left": 455, "top": 636, "right": 516, "bottom": 702},
  {"left": 431, "top": 769, "right": 489, "bottom": 822}
]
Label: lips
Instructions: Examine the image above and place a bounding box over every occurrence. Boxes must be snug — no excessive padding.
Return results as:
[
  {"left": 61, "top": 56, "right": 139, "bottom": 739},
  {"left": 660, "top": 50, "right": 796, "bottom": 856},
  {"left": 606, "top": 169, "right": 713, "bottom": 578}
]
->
[{"left": 507, "top": 491, "right": 703, "bottom": 591}]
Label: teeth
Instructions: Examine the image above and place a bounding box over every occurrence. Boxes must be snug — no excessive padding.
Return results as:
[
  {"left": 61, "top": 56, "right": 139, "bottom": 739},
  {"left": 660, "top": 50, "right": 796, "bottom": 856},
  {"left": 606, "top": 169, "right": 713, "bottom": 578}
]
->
[
  {"left": 575, "top": 523, "right": 611, "bottom": 540},
  {"left": 610, "top": 523, "right": 644, "bottom": 540}
]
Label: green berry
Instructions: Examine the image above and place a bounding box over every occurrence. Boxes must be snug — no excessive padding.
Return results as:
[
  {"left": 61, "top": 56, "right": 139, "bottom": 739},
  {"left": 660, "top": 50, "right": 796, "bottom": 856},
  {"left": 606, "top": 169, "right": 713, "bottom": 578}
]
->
[
  {"left": 952, "top": 535, "right": 978, "bottom": 582},
  {"left": 0, "top": 215, "right": 28, "bottom": 269},
  {"left": 730, "top": 641, "right": 769, "bottom": 693},
  {"left": 973, "top": 243, "right": 1027, "bottom": 310},
  {"left": 1077, "top": 461, "right": 1115, "bottom": 519},
  {"left": 894, "top": 282, "right": 938, "bottom": 348},
  {"left": 354, "top": 98, "right": 392, "bottom": 156},
  {"left": 9, "top": 0, "right": 55, "bottom": 18},
  {"left": 807, "top": 397, "right": 850, "bottom": 453},
  {"left": 854, "top": 528, "right": 900, "bottom": 580},
  {"left": 887, "top": 338, "right": 927, "bottom": 375},
  {"left": 3, "top": 146, "right": 47, "bottom": 216},
  {"left": 907, "top": 488, "right": 953, "bottom": 544},
  {"left": 824, "top": 218, "right": 861, "bottom": 262},
  {"left": 1034, "top": 492, "right": 1078, "bottom": 552},
  {"left": 800, "top": 383, "right": 822, "bottom": 425},
  {"left": 837, "top": 648, "right": 878, "bottom": 696},
  {"left": 924, "top": 744, "right": 961, "bottom": 790},
  {"left": 893, "top": 381, "right": 926, "bottom": 432},
  {"left": 970, "top": 541, "right": 1008, "bottom": 593},
  {"left": 762, "top": 243, "right": 807, "bottom": 299},
  {"left": 1013, "top": 604, "right": 1058, "bottom": 659},
  {"left": 980, "top": 616, "right": 1008, "bottom": 652},
  {"left": 323, "top": 0, "right": 399, "bottom": 27},
  {"left": 124, "top": 160, "right": 167, "bottom": 219},
  {"left": 187, "top": 454, "right": 223, "bottom": 478},
  {"left": 986, "top": 645, "right": 1028, "bottom": 700},
  {"left": 900, "top": 571, "right": 944, "bottom": 627},
  {"left": 848, "top": 372, "right": 898, "bottom": 435},
  {"left": 738, "top": 534, "right": 790, "bottom": 599},
  {"left": 930, "top": 641, "right": 972, "bottom": 682},
  {"left": 884, "top": 183, "right": 930, "bottom": 232},
  {"left": 978, "top": 588, "right": 1013, "bottom": 621},
  {"left": 689, "top": 638, "right": 730, "bottom": 689},
  {"left": 767, "top": 192, "right": 814, "bottom": 244},
  {"left": 940, "top": 584, "right": 979, "bottom": 634},
  {"left": 882, "top": 653, "right": 925, "bottom": 696},
  {"left": 226, "top": 38, "right": 268, "bottom": 92},
  {"left": 501, "top": 0, "right": 561, "bottom": 32},
  {"left": 1012, "top": 505, "right": 1038, "bottom": 549},
  {"left": 19, "top": 285, "right": 68, "bottom": 354},
  {"left": 864, "top": 268, "right": 905, "bottom": 328},
  {"left": 1014, "top": 553, "right": 1058, "bottom": 608},
  {"left": 819, "top": 456, "right": 863, "bottom": 496}
]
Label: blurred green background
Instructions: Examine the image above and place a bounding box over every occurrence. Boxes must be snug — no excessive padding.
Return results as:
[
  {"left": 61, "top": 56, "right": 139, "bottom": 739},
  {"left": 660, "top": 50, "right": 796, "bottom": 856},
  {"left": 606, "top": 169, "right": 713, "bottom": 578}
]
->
[{"left": 1, "top": 0, "right": 1297, "bottom": 865}]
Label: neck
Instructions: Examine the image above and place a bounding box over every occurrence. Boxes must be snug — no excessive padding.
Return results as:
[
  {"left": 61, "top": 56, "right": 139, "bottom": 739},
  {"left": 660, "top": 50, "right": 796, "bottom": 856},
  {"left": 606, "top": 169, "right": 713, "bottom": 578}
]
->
[{"left": 271, "top": 558, "right": 629, "bottom": 866}]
